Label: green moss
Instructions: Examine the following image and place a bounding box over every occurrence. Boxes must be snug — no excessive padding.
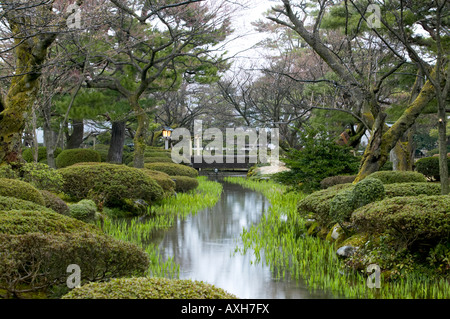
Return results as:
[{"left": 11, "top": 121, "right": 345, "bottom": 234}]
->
[{"left": 61, "top": 277, "right": 238, "bottom": 299}]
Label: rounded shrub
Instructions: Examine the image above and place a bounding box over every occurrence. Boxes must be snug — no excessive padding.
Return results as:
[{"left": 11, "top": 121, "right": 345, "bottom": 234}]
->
[
  {"left": 0, "top": 195, "right": 53, "bottom": 213},
  {"left": 58, "top": 163, "right": 164, "bottom": 205},
  {"left": 368, "top": 171, "right": 427, "bottom": 184},
  {"left": 415, "top": 156, "right": 450, "bottom": 181},
  {"left": 384, "top": 182, "right": 442, "bottom": 198},
  {"left": 351, "top": 195, "right": 450, "bottom": 247},
  {"left": 61, "top": 277, "right": 238, "bottom": 299},
  {"left": 320, "top": 175, "right": 356, "bottom": 189},
  {"left": 22, "top": 146, "right": 62, "bottom": 163},
  {"left": 0, "top": 231, "right": 149, "bottom": 297},
  {"left": 0, "top": 178, "right": 45, "bottom": 206},
  {"left": 19, "top": 162, "right": 64, "bottom": 192},
  {"left": 329, "top": 189, "right": 355, "bottom": 224},
  {"left": 144, "top": 163, "right": 198, "bottom": 178},
  {"left": 297, "top": 183, "right": 354, "bottom": 228},
  {"left": 55, "top": 148, "right": 101, "bottom": 168},
  {"left": 0, "top": 164, "right": 19, "bottom": 179},
  {"left": 39, "top": 190, "right": 69, "bottom": 215},
  {"left": 0, "top": 209, "right": 102, "bottom": 235},
  {"left": 171, "top": 176, "right": 199, "bottom": 193},
  {"left": 142, "top": 169, "right": 176, "bottom": 194},
  {"left": 352, "top": 177, "right": 385, "bottom": 209},
  {"left": 144, "top": 157, "right": 174, "bottom": 163},
  {"left": 145, "top": 151, "right": 172, "bottom": 158},
  {"left": 68, "top": 199, "right": 97, "bottom": 222}
]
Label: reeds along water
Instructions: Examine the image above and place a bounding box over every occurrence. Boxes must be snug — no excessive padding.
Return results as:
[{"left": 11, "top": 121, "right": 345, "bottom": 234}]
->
[
  {"left": 225, "top": 177, "right": 450, "bottom": 299},
  {"left": 100, "top": 176, "right": 223, "bottom": 279}
]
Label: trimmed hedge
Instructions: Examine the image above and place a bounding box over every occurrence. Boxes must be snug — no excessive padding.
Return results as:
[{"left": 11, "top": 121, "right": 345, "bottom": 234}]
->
[
  {"left": 351, "top": 195, "right": 450, "bottom": 246},
  {"left": 144, "top": 157, "right": 174, "bottom": 163},
  {"left": 297, "top": 183, "right": 354, "bottom": 228},
  {"left": 0, "top": 209, "right": 102, "bottom": 235},
  {"left": 384, "top": 183, "right": 442, "bottom": 197},
  {"left": 62, "top": 277, "right": 238, "bottom": 299},
  {"left": 367, "top": 171, "right": 427, "bottom": 184},
  {"left": 55, "top": 148, "right": 101, "bottom": 168},
  {"left": 0, "top": 195, "right": 53, "bottom": 213},
  {"left": 39, "top": 190, "right": 69, "bottom": 215},
  {"left": 415, "top": 156, "right": 450, "bottom": 181},
  {"left": 0, "top": 232, "right": 149, "bottom": 297},
  {"left": 19, "top": 162, "right": 64, "bottom": 192},
  {"left": 320, "top": 175, "right": 356, "bottom": 189},
  {"left": 145, "top": 151, "right": 172, "bottom": 158},
  {"left": 68, "top": 199, "right": 97, "bottom": 223},
  {"left": 351, "top": 177, "right": 385, "bottom": 209},
  {"left": 171, "top": 176, "right": 199, "bottom": 193},
  {"left": 0, "top": 178, "right": 45, "bottom": 206},
  {"left": 58, "top": 163, "right": 164, "bottom": 205},
  {"left": 22, "top": 146, "right": 62, "bottom": 163},
  {"left": 144, "top": 163, "right": 198, "bottom": 178},
  {"left": 142, "top": 169, "right": 176, "bottom": 194}
]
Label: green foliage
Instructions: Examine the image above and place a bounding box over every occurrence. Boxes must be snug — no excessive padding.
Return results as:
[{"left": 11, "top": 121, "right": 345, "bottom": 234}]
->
[
  {"left": 0, "top": 195, "right": 53, "bottom": 213},
  {"left": 145, "top": 151, "right": 172, "bottom": 158},
  {"left": 142, "top": 169, "right": 176, "bottom": 195},
  {"left": 19, "top": 162, "right": 64, "bottom": 192},
  {"left": 144, "top": 157, "right": 174, "bottom": 163},
  {"left": 0, "top": 209, "right": 102, "bottom": 235},
  {"left": 55, "top": 148, "right": 101, "bottom": 169},
  {"left": 427, "top": 243, "right": 450, "bottom": 274},
  {"left": 144, "top": 163, "right": 199, "bottom": 178},
  {"left": 0, "top": 178, "right": 45, "bottom": 206},
  {"left": 352, "top": 177, "right": 386, "bottom": 209},
  {"left": 384, "top": 182, "right": 442, "bottom": 197},
  {"left": 0, "top": 164, "right": 19, "bottom": 179},
  {"left": 415, "top": 156, "right": 450, "bottom": 181},
  {"left": 329, "top": 189, "right": 355, "bottom": 225},
  {"left": 171, "top": 176, "right": 199, "bottom": 193},
  {"left": 273, "top": 126, "right": 360, "bottom": 193},
  {"left": 0, "top": 231, "right": 149, "bottom": 297},
  {"left": 297, "top": 183, "right": 354, "bottom": 228},
  {"left": 68, "top": 199, "right": 97, "bottom": 223},
  {"left": 22, "top": 147, "right": 62, "bottom": 164},
  {"left": 351, "top": 195, "right": 450, "bottom": 247},
  {"left": 61, "top": 277, "right": 237, "bottom": 299},
  {"left": 320, "top": 175, "right": 356, "bottom": 189},
  {"left": 368, "top": 171, "right": 427, "bottom": 184},
  {"left": 58, "top": 163, "right": 164, "bottom": 206},
  {"left": 39, "top": 190, "right": 69, "bottom": 215}
]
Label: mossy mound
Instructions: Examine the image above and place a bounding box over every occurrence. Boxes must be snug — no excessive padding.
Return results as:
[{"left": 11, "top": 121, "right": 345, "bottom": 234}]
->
[
  {"left": 171, "top": 176, "right": 199, "bottom": 193},
  {"left": 61, "top": 277, "right": 238, "bottom": 299},
  {"left": 0, "top": 178, "right": 45, "bottom": 206},
  {"left": 144, "top": 163, "right": 198, "bottom": 178},
  {"left": 39, "top": 190, "right": 69, "bottom": 215},
  {"left": 384, "top": 182, "right": 442, "bottom": 197},
  {"left": 367, "top": 171, "right": 427, "bottom": 184},
  {"left": 55, "top": 148, "right": 101, "bottom": 169},
  {"left": 68, "top": 199, "right": 97, "bottom": 223},
  {"left": 0, "top": 209, "right": 102, "bottom": 235},
  {"left": 58, "top": 163, "right": 164, "bottom": 205},
  {"left": 0, "top": 195, "right": 53, "bottom": 213},
  {"left": 142, "top": 169, "right": 176, "bottom": 194}
]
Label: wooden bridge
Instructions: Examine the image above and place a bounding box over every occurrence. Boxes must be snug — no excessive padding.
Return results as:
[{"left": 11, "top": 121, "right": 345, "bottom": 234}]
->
[{"left": 189, "top": 155, "right": 256, "bottom": 170}]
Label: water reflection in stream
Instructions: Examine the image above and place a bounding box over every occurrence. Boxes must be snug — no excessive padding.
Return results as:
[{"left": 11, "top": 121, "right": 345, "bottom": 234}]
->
[{"left": 154, "top": 174, "right": 335, "bottom": 299}]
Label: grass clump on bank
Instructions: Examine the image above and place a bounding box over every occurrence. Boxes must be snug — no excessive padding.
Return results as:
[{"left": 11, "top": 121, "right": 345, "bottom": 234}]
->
[{"left": 225, "top": 176, "right": 450, "bottom": 299}]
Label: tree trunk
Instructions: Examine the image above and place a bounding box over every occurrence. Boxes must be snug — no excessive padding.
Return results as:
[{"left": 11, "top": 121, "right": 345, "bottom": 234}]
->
[
  {"left": 354, "top": 75, "right": 437, "bottom": 182},
  {"left": 108, "top": 120, "right": 126, "bottom": 164},
  {"left": 130, "top": 96, "right": 148, "bottom": 168},
  {"left": 66, "top": 119, "right": 84, "bottom": 149}
]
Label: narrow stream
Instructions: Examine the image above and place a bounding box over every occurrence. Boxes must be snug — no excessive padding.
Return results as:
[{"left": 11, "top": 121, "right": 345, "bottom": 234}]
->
[{"left": 153, "top": 174, "right": 335, "bottom": 299}]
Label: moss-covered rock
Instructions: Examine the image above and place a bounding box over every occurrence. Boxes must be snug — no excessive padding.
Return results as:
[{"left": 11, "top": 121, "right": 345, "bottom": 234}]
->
[
  {"left": 0, "top": 178, "right": 45, "bottom": 206},
  {"left": 55, "top": 148, "right": 101, "bottom": 169},
  {"left": 61, "top": 277, "right": 238, "bottom": 299}
]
